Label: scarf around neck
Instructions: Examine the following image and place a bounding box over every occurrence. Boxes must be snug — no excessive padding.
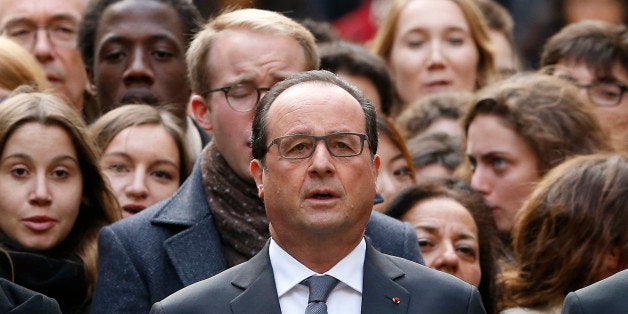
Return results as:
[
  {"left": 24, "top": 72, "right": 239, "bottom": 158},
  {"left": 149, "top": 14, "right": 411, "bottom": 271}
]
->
[
  {"left": 201, "top": 143, "right": 270, "bottom": 267},
  {"left": 0, "top": 231, "right": 89, "bottom": 313}
]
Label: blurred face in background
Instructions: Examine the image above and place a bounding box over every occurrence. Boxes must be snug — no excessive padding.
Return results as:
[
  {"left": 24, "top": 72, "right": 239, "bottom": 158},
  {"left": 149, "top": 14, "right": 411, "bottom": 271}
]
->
[
  {"left": 388, "top": 0, "right": 479, "bottom": 105},
  {"left": 401, "top": 197, "right": 481, "bottom": 287},
  {"left": 374, "top": 133, "right": 415, "bottom": 212},
  {"left": 553, "top": 61, "right": 628, "bottom": 151},
  {"left": 563, "top": 0, "right": 626, "bottom": 25},
  {"left": 0, "top": 0, "right": 89, "bottom": 112},
  {"left": 101, "top": 124, "right": 181, "bottom": 218}
]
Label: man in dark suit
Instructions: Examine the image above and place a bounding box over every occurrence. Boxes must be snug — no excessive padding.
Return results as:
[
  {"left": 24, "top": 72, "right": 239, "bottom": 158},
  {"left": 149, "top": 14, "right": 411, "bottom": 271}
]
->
[
  {"left": 151, "top": 70, "right": 485, "bottom": 314},
  {"left": 91, "top": 9, "right": 423, "bottom": 313},
  {"left": 562, "top": 269, "right": 628, "bottom": 314}
]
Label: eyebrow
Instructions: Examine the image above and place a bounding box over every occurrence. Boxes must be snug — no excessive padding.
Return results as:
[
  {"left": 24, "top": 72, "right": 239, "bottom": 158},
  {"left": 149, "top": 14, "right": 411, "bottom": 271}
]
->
[
  {"left": 103, "top": 152, "right": 179, "bottom": 169},
  {"left": 467, "top": 150, "right": 509, "bottom": 160},
  {"left": 1, "top": 153, "right": 78, "bottom": 165},
  {"left": 415, "top": 224, "right": 477, "bottom": 241},
  {"left": 99, "top": 33, "right": 183, "bottom": 49},
  {"left": 4, "top": 14, "right": 79, "bottom": 27}
]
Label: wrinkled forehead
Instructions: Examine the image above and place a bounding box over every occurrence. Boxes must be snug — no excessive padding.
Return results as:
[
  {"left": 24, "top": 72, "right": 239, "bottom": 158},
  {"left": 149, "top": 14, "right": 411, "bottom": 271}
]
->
[
  {"left": 266, "top": 81, "right": 365, "bottom": 133},
  {"left": 0, "top": 0, "right": 85, "bottom": 27}
]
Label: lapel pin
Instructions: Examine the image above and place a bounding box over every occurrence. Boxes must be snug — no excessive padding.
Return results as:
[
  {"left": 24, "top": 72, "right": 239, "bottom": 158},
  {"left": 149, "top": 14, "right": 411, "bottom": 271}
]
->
[{"left": 392, "top": 297, "right": 400, "bottom": 304}]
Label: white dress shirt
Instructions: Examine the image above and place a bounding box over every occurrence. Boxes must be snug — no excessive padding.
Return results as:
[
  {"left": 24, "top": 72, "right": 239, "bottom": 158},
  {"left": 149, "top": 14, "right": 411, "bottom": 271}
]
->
[{"left": 269, "top": 237, "right": 365, "bottom": 314}]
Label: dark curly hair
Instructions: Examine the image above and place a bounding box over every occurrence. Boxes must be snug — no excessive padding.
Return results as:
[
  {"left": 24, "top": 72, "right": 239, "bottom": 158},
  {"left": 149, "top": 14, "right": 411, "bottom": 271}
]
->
[{"left": 78, "top": 0, "right": 202, "bottom": 73}]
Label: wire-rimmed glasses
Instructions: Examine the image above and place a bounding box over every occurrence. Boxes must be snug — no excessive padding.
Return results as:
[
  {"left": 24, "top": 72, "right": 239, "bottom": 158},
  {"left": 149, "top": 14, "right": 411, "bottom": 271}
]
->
[
  {"left": 202, "top": 82, "right": 270, "bottom": 112},
  {"left": 266, "top": 132, "right": 368, "bottom": 159},
  {"left": 2, "top": 21, "right": 78, "bottom": 49},
  {"left": 544, "top": 65, "right": 627, "bottom": 107}
]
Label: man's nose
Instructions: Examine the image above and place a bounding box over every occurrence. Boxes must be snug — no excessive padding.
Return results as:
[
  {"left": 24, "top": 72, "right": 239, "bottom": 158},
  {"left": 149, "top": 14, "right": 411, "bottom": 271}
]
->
[{"left": 31, "top": 28, "right": 55, "bottom": 62}]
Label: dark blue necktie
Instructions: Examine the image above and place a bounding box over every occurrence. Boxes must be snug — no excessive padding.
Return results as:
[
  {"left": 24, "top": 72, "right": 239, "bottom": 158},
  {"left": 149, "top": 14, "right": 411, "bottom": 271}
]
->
[{"left": 301, "top": 275, "right": 340, "bottom": 314}]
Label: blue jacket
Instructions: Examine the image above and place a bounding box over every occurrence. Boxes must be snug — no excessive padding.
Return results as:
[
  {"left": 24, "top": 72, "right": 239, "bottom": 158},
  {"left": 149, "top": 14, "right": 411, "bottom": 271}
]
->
[{"left": 91, "top": 160, "right": 423, "bottom": 313}]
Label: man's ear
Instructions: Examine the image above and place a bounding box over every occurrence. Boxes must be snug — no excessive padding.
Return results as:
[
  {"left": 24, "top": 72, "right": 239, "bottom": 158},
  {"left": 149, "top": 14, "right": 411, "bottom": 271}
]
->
[
  {"left": 373, "top": 154, "right": 381, "bottom": 178},
  {"left": 250, "top": 159, "right": 264, "bottom": 199},
  {"left": 190, "top": 94, "right": 212, "bottom": 132}
]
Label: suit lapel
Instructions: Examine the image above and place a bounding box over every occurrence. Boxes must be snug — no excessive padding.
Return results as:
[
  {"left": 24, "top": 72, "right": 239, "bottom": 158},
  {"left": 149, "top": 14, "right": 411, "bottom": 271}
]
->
[
  {"left": 229, "top": 243, "right": 282, "bottom": 314},
  {"left": 361, "top": 243, "right": 410, "bottom": 314}
]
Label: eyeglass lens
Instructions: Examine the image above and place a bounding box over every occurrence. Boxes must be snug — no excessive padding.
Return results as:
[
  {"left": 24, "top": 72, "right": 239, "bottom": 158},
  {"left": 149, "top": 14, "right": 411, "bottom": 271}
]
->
[
  {"left": 4, "top": 22, "right": 77, "bottom": 49},
  {"left": 276, "top": 133, "right": 365, "bottom": 159},
  {"left": 588, "top": 82, "right": 623, "bottom": 107},
  {"left": 225, "top": 84, "right": 264, "bottom": 112}
]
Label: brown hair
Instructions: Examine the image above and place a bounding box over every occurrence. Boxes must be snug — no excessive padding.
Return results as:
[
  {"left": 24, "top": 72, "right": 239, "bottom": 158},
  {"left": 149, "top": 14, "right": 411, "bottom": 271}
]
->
[
  {"left": 502, "top": 153, "right": 628, "bottom": 308},
  {"left": 377, "top": 114, "right": 416, "bottom": 181},
  {"left": 0, "top": 90, "right": 120, "bottom": 296},
  {"left": 372, "top": 0, "right": 495, "bottom": 91},
  {"left": 89, "top": 104, "right": 192, "bottom": 183},
  {"left": 541, "top": 20, "right": 627, "bottom": 77},
  {"left": 463, "top": 73, "right": 612, "bottom": 176},
  {"left": 395, "top": 91, "right": 473, "bottom": 139}
]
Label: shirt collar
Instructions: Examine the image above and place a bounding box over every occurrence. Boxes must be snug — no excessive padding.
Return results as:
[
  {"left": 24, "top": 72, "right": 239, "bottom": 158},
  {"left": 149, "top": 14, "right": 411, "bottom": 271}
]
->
[{"left": 269, "top": 237, "right": 366, "bottom": 297}]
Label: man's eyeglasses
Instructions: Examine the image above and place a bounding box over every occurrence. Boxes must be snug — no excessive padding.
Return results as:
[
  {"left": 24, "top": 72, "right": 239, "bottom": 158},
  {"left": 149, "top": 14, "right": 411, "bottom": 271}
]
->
[
  {"left": 572, "top": 80, "right": 626, "bottom": 108},
  {"left": 267, "top": 132, "right": 368, "bottom": 159},
  {"left": 554, "top": 73, "right": 627, "bottom": 107},
  {"left": 2, "top": 21, "right": 78, "bottom": 50},
  {"left": 202, "top": 82, "right": 270, "bottom": 112}
]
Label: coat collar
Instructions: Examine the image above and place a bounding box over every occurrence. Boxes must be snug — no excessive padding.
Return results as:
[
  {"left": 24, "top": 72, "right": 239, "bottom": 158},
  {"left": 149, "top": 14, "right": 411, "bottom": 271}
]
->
[
  {"left": 151, "top": 159, "right": 208, "bottom": 226},
  {"left": 149, "top": 159, "right": 228, "bottom": 285}
]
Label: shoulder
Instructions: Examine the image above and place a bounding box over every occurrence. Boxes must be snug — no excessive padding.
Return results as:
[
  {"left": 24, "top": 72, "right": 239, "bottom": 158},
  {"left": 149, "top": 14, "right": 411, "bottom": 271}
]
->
[
  {"left": 366, "top": 211, "right": 423, "bottom": 264},
  {"left": 0, "top": 278, "right": 61, "bottom": 314},
  {"left": 368, "top": 248, "right": 484, "bottom": 313},
  {"left": 562, "top": 270, "right": 628, "bottom": 314},
  {"left": 150, "top": 261, "right": 253, "bottom": 314}
]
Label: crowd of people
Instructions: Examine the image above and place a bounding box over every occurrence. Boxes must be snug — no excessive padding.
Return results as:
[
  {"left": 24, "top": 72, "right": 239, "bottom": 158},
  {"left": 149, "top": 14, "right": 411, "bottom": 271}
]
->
[{"left": 0, "top": 0, "right": 626, "bottom": 313}]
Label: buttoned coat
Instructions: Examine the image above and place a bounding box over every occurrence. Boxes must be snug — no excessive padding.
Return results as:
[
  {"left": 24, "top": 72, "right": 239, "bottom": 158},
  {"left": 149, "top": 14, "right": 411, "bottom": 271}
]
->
[
  {"left": 151, "top": 241, "right": 485, "bottom": 314},
  {"left": 91, "top": 160, "right": 423, "bottom": 313}
]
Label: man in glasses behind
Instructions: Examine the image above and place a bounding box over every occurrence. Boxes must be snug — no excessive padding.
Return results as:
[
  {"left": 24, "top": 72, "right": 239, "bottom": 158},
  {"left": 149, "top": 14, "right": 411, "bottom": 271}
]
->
[
  {"left": 91, "top": 9, "right": 423, "bottom": 313},
  {"left": 0, "top": 0, "right": 99, "bottom": 121},
  {"left": 541, "top": 20, "right": 628, "bottom": 151}
]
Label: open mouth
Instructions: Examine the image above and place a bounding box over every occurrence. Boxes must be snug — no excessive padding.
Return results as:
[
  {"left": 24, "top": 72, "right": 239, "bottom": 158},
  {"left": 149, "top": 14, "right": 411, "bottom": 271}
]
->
[
  {"left": 123, "top": 204, "right": 146, "bottom": 215},
  {"left": 311, "top": 192, "right": 334, "bottom": 199}
]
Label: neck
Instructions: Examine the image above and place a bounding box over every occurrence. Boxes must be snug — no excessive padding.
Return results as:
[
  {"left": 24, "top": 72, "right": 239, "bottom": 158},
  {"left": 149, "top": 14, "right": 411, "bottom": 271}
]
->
[{"left": 271, "top": 226, "right": 364, "bottom": 273}]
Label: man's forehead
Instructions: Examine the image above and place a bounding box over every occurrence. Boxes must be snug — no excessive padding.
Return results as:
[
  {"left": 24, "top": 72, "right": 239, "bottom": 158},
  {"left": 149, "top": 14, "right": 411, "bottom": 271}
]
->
[
  {"left": 97, "top": 0, "right": 186, "bottom": 45},
  {"left": 268, "top": 82, "right": 360, "bottom": 118},
  {"left": 0, "top": 0, "right": 85, "bottom": 24}
]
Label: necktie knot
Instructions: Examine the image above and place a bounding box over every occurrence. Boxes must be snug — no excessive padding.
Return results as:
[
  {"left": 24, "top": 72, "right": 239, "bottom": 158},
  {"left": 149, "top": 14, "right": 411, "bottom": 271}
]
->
[{"left": 301, "top": 275, "right": 339, "bottom": 313}]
